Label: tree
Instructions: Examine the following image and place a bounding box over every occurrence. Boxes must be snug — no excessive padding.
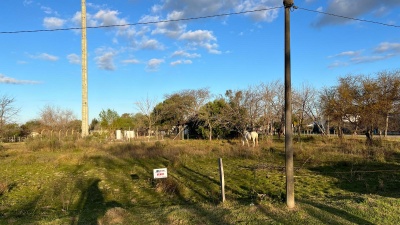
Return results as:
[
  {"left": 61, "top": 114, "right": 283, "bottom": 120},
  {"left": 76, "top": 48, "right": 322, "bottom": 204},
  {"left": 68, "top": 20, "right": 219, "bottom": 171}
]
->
[
  {"left": 320, "top": 76, "right": 362, "bottom": 138},
  {"left": 320, "top": 71, "right": 400, "bottom": 142},
  {"left": 0, "top": 95, "right": 19, "bottom": 138},
  {"left": 98, "top": 109, "right": 119, "bottom": 130},
  {"left": 113, "top": 113, "right": 135, "bottom": 130},
  {"left": 131, "top": 113, "right": 148, "bottom": 136},
  {"left": 223, "top": 89, "right": 249, "bottom": 135},
  {"left": 20, "top": 120, "right": 43, "bottom": 137},
  {"left": 154, "top": 88, "right": 209, "bottom": 139},
  {"left": 39, "top": 105, "right": 77, "bottom": 130},
  {"left": 293, "top": 83, "right": 322, "bottom": 135},
  {"left": 135, "top": 96, "right": 158, "bottom": 137},
  {"left": 198, "top": 98, "right": 228, "bottom": 140},
  {"left": 376, "top": 70, "right": 400, "bottom": 136}
]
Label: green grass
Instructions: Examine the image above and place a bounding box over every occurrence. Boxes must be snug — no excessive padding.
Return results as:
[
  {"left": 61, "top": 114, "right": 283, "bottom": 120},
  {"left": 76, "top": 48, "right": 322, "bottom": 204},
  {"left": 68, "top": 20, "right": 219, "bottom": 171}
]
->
[{"left": 1, "top": 136, "right": 400, "bottom": 224}]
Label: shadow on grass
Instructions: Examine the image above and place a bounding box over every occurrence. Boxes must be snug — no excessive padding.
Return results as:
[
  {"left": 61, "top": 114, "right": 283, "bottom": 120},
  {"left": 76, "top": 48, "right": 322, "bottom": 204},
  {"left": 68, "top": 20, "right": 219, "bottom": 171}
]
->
[
  {"left": 310, "top": 161, "right": 400, "bottom": 198},
  {"left": 299, "top": 199, "right": 374, "bottom": 225},
  {"left": 72, "top": 179, "right": 121, "bottom": 225}
]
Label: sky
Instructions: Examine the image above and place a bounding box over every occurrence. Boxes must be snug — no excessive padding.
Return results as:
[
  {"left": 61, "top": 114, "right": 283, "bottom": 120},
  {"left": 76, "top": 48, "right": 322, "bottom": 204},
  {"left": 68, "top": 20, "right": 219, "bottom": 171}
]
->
[{"left": 1, "top": 0, "right": 400, "bottom": 124}]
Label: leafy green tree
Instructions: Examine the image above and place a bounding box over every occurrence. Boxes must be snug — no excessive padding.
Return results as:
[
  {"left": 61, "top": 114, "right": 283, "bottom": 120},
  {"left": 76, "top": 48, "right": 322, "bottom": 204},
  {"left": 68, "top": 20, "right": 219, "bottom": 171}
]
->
[
  {"left": 113, "top": 113, "right": 135, "bottom": 130},
  {"left": 131, "top": 113, "right": 148, "bottom": 136},
  {"left": 154, "top": 92, "right": 195, "bottom": 138},
  {"left": 223, "top": 89, "right": 249, "bottom": 135},
  {"left": 154, "top": 88, "right": 210, "bottom": 138},
  {"left": 99, "top": 109, "right": 119, "bottom": 130},
  {"left": 20, "top": 120, "right": 43, "bottom": 136},
  {"left": 198, "top": 98, "right": 228, "bottom": 140}
]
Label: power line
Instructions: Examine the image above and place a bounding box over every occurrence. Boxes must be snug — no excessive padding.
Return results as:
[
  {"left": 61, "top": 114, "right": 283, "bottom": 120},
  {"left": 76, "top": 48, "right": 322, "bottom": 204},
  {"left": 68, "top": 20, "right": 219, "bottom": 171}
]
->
[
  {"left": 0, "top": 6, "right": 283, "bottom": 34},
  {"left": 1, "top": 5, "right": 398, "bottom": 35},
  {"left": 297, "top": 6, "right": 400, "bottom": 28}
]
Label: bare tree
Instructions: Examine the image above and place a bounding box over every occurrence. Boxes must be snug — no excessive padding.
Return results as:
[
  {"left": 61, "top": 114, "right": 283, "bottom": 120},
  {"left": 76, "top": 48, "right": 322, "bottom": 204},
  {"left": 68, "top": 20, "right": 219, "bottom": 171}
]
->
[
  {"left": 134, "top": 96, "right": 158, "bottom": 138},
  {"left": 0, "top": 95, "right": 19, "bottom": 138},
  {"left": 260, "top": 80, "right": 285, "bottom": 136},
  {"left": 293, "top": 83, "right": 323, "bottom": 135},
  {"left": 243, "top": 85, "right": 264, "bottom": 129},
  {"left": 376, "top": 70, "right": 400, "bottom": 137},
  {"left": 39, "top": 105, "right": 76, "bottom": 130}
]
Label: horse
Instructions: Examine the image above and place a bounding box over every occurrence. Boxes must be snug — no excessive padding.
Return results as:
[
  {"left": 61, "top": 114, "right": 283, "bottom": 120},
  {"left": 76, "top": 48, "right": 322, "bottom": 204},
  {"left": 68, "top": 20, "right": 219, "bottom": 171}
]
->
[{"left": 242, "top": 130, "right": 259, "bottom": 147}]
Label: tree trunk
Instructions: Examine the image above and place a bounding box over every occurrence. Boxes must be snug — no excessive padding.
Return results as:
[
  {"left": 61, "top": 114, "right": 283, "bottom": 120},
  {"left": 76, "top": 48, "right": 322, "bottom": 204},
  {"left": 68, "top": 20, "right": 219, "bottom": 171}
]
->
[
  {"left": 385, "top": 113, "right": 389, "bottom": 137},
  {"left": 365, "top": 128, "right": 373, "bottom": 146},
  {"left": 209, "top": 124, "right": 212, "bottom": 141}
]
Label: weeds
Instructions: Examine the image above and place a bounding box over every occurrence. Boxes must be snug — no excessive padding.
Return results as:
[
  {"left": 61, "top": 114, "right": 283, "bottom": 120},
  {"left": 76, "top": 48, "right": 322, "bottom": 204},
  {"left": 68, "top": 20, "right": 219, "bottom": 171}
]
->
[{"left": 1, "top": 136, "right": 400, "bottom": 224}]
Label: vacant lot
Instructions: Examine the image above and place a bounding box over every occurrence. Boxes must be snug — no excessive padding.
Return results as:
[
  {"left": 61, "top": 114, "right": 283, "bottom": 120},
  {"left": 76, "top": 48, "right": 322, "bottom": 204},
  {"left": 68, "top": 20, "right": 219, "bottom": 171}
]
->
[{"left": 1, "top": 136, "right": 400, "bottom": 224}]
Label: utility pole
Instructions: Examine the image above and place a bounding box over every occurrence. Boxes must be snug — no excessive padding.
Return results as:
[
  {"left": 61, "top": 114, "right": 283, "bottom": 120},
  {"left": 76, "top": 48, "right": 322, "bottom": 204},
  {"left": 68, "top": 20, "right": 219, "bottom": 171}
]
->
[
  {"left": 284, "top": 0, "right": 295, "bottom": 209},
  {"left": 81, "top": 0, "right": 89, "bottom": 137}
]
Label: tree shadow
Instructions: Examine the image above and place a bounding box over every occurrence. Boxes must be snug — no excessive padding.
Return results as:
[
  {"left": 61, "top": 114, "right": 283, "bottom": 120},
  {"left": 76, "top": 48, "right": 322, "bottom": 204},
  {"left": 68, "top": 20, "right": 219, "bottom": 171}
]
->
[
  {"left": 71, "top": 178, "right": 121, "bottom": 225},
  {"left": 309, "top": 161, "right": 400, "bottom": 198},
  {"left": 298, "top": 199, "right": 375, "bottom": 225}
]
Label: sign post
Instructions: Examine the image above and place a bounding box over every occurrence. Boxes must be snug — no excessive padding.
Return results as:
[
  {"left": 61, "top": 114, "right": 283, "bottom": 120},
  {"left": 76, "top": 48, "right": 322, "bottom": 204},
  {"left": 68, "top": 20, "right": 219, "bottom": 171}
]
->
[{"left": 153, "top": 168, "right": 168, "bottom": 179}]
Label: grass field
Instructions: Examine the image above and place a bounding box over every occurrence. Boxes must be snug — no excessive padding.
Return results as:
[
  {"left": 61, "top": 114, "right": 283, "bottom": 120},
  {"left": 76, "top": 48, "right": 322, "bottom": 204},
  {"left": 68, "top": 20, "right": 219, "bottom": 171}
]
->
[{"left": 1, "top": 135, "right": 400, "bottom": 224}]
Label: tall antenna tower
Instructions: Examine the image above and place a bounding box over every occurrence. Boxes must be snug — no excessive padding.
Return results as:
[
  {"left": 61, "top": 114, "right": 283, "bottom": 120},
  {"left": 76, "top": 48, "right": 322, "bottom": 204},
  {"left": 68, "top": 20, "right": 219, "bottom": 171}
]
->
[{"left": 81, "top": 0, "right": 89, "bottom": 137}]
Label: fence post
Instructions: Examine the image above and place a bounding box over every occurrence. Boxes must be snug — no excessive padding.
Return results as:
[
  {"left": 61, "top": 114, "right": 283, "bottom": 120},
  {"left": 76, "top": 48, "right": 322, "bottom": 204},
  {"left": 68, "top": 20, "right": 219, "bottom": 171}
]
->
[{"left": 219, "top": 158, "right": 226, "bottom": 203}]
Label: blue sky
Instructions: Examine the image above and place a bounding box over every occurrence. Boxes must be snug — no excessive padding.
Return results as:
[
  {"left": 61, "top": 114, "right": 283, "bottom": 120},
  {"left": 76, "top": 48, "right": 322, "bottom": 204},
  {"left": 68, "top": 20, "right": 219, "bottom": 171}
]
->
[{"left": 1, "top": 0, "right": 400, "bottom": 123}]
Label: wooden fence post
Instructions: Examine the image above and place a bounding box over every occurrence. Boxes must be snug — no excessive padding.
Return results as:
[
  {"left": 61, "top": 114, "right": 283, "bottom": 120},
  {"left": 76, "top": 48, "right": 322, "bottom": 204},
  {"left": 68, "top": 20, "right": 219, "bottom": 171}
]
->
[{"left": 219, "top": 158, "right": 226, "bottom": 203}]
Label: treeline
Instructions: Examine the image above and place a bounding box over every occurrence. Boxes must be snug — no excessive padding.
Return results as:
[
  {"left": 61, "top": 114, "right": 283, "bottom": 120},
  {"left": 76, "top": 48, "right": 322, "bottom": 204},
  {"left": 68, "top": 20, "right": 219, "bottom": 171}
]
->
[{"left": 1, "top": 70, "right": 400, "bottom": 141}]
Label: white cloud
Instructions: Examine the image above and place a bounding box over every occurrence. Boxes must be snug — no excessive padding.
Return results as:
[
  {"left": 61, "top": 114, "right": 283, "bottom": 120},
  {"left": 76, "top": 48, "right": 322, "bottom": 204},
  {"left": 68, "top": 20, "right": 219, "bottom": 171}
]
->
[
  {"left": 179, "top": 30, "right": 217, "bottom": 42},
  {"left": 41, "top": 6, "right": 54, "bottom": 14},
  {"left": 122, "top": 59, "right": 140, "bottom": 64},
  {"left": 235, "top": 0, "right": 280, "bottom": 22},
  {"left": 171, "top": 60, "right": 192, "bottom": 66},
  {"left": 150, "top": 11, "right": 187, "bottom": 38},
  {"left": 71, "top": 12, "right": 98, "bottom": 27},
  {"left": 314, "top": 0, "right": 400, "bottom": 27},
  {"left": 67, "top": 54, "right": 81, "bottom": 64},
  {"left": 146, "top": 58, "right": 165, "bottom": 72},
  {"left": 374, "top": 42, "right": 400, "bottom": 53},
  {"left": 351, "top": 55, "right": 395, "bottom": 64},
  {"left": 171, "top": 50, "right": 201, "bottom": 58},
  {"left": 328, "top": 61, "right": 349, "bottom": 68},
  {"left": 139, "top": 38, "right": 165, "bottom": 50},
  {"left": 43, "top": 17, "right": 66, "bottom": 29},
  {"left": 328, "top": 42, "right": 400, "bottom": 68},
  {"left": 94, "top": 9, "right": 127, "bottom": 27},
  {"left": 330, "top": 51, "right": 362, "bottom": 58},
  {"left": 30, "top": 53, "right": 59, "bottom": 61},
  {"left": 23, "top": 0, "right": 33, "bottom": 6},
  {"left": 0, "top": 74, "right": 40, "bottom": 84},
  {"left": 179, "top": 30, "right": 221, "bottom": 53},
  {"left": 95, "top": 49, "right": 117, "bottom": 71}
]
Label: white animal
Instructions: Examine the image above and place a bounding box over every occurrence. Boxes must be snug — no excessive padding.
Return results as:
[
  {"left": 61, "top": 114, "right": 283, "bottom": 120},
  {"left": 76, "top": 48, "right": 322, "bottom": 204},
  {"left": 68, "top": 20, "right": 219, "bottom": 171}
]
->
[{"left": 242, "top": 130, "right": 259, "bottom": 147}]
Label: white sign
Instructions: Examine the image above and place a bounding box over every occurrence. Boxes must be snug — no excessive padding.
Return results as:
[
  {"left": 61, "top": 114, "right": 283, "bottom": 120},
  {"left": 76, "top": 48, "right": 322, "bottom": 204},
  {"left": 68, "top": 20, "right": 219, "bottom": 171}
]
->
[{"left": 153, "top": 168, "right": 168, "bottom": 179}]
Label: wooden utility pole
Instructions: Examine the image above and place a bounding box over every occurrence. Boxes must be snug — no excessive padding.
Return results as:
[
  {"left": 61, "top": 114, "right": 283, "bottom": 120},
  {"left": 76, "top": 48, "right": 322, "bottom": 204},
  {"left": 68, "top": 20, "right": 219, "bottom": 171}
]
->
[
  {"left": 81, "top": 0, "right": 89, "bottom": 137},
  {"left": 284, "top": 0, "right": 295, "bottom": 209}
]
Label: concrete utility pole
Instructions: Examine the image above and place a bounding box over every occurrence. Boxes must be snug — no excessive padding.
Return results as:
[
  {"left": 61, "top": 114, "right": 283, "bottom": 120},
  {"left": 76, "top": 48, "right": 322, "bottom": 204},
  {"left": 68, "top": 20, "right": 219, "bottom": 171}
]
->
[
  {"left": 284, "top": 0, "right": 295, "bottom": 209},
  {"left": 81, "top": 0, "right": 89, "bottom": 137}
]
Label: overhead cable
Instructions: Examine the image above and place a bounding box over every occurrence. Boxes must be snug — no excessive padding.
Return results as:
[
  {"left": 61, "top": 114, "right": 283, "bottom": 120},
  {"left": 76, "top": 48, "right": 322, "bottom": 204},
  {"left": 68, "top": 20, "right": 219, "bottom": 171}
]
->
[
  {"left": 297, "top": 7, "right": 400, "bottom": 28},
  {"left": 1, "top": 5, "right": 398, "bottom": 35},
  {"left": 0, "top": 6, "right": 283, "bottom": 34}
]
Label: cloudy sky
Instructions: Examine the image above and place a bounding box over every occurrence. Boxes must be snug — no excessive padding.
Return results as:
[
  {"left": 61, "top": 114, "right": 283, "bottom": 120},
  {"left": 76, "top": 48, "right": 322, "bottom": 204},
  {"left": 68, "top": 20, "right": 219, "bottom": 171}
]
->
[{"left": 1, "top": 0, "right": 400, "bottom": 123}]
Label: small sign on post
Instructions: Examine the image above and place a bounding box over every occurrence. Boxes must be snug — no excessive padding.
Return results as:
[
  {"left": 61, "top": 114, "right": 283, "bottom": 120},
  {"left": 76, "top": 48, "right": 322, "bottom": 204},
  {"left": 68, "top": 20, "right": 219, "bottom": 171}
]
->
[{"left": 153, "top": 168, "right": 168, "bottom": 179}]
